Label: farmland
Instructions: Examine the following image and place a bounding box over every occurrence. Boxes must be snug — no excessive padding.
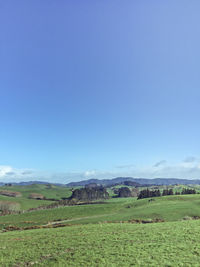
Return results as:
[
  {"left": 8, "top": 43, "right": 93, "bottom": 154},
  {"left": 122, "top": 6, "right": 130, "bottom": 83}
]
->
[
  {"left": 0, "top": 184, "right": 72, "bottom": 210},
  {"left": 1, "top": 220, "right": 200, "bottom": 266},
  {"left": 1, "top": 184, "right": 200, "bottom": 266},
  {"left": 1, "top": 194, "right": 200, "bottom": 231}
]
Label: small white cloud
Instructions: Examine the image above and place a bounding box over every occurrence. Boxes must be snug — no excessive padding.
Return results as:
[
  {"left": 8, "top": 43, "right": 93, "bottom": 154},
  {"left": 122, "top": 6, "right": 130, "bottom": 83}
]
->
[
  {"left": 84, "top": 170, "right": 96, "bottom": 177},
  {"left": 0, "top": 166, "right": 37, "bottom": 182},
  {"left": 0, "top": 166, "right": 14, "bottom": 177}
]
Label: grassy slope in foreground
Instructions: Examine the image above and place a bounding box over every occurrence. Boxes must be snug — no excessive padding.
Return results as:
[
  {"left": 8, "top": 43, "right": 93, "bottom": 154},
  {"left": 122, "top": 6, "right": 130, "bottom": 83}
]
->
[
  {"left": 1, "top": 220, "right": 200, "bottom": 266},
  {"left": 1, "top": 195, "right": 200, "bottom": 230}
]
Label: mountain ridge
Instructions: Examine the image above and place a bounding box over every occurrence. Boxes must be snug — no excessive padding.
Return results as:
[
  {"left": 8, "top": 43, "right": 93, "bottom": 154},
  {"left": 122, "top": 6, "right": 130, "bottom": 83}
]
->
[
  {"left": 1, "top": 177, "right": 200, "bottom": 187},
  {"left": 66, "top": 177, "right": 200, "bottom": 187}
]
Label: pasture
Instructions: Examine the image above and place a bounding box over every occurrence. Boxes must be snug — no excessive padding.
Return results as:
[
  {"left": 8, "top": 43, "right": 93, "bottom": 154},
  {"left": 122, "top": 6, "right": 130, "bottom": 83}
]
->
[
  {"left": 1, "top": 184, "right": 200, "bottom": 266},
  {"left": 1, "top": 194, "right": 200, "bottom": 230},
  {"left": 0, "top": 184, "right": 72, "bottom": 210},
  {"left": 1, "top": 220, "right": 200, "bottom": 266}
]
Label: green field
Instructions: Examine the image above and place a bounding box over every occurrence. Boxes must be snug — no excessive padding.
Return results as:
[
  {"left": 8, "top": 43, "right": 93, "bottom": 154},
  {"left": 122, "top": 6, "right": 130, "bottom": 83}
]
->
[
  {"left": 1, "top": 185, "right": 200, "bottom": 266},
  {"left": 1, "top": 194, "right": 200, "bottom": 230},
  {"left": 0, "top": 184, "right": 72, "bottom": 210},
  {"left": 1, "top": 220, "right": 200, "bottom": 266},
  {"left": 0, "top": 183, "right": 199, "bottom": 211}
]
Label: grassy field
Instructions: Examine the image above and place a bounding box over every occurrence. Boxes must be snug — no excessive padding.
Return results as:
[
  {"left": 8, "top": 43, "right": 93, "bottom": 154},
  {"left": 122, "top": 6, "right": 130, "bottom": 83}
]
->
[
  {"left": 1, "top": 194, "right": 200, "bottom": 230},
  {"left": 0, "top": 184, "right": 72, "bottom": 199},
  {"left": 0, "top": 183, "right": 199, "bottom": 211},
  {"left": 0, "top": 184, "right": 72, "bottom": 210},
  {"left": 1, "top": 185, "right": 200, "bottom": 266},
  {"left": 1, "top": 220, "right": 200, "bottom": 266}
]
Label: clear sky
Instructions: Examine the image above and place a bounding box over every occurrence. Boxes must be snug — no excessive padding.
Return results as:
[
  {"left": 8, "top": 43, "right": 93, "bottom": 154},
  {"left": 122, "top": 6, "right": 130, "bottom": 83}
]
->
[{"left": 1, "top": 0, "right": 200, "bottom": 183}]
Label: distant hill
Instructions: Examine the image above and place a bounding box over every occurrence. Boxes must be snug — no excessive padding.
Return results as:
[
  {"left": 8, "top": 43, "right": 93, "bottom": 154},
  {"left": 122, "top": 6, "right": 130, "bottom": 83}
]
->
[
  {"left": 0, "top": 181, "right": 66, "bottom": 187},
  {"left": 66, "top": 177, "right": 139, "bottom": 187},
  {"left": 1, "top": 177, "right": 200, "bottom": 187},
  {"left": 66, "top": 177, "right": 200, "bottom": 187}
]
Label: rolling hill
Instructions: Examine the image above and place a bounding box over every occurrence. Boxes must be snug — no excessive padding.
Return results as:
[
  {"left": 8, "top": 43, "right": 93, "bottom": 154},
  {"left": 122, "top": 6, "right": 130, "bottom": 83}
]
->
[{"left": 66, "top": 177, "right": 200, "bottom": 187}]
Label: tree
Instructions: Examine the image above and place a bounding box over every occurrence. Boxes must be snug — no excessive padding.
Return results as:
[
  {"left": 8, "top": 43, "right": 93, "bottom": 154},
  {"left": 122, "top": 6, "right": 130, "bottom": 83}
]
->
[
  {"left": 0, "top": 201, "right": 20, "bottom": 214},
  {"left": 118, "top": 187, "right": 132, "bottom": 198},
  {"left": 70, "top": 186, "right": 109, "bottom": 201},
  {"left": 168, "top": 189, "right": 174, "bottom": 195},
  {"left": 181, "top": 188, "right": 196, "bottom": 195},
  {"left": 162, "top": 188, "right": 174, "bottom": 196}
]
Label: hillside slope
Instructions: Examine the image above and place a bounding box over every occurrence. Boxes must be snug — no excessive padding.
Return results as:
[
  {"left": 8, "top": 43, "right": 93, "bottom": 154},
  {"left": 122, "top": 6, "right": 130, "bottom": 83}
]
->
[{"left": 1, "top": 195, "right": 200, "bottom": 230}]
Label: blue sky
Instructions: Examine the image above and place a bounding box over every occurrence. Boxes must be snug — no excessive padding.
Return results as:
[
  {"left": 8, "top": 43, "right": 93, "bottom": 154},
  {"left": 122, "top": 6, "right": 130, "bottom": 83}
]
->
[{"left": 1, "top": 0, "right": 200, "bottom": 183}]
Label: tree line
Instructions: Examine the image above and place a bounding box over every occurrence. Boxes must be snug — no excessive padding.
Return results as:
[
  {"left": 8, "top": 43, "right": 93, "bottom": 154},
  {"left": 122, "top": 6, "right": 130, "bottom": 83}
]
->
[{"left": 137, "top": 188, "right": 196, "bottom": 199}]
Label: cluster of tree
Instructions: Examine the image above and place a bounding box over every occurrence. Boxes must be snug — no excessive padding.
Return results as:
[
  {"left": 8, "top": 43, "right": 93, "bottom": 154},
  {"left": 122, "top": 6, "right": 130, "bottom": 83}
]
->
[
  {"left": 162, "top": 188, "right": 197, "bottom": 196},
  {"left": 118, "top": 187, "right": 132, "bottom": 198},
  {"left": 162, "top": 189, "right": 174, "bottom": 196},
  {"left": 4, "top": 183, "right": 12, "bottom": 186},
  {"left": 123, "top": 181, "right": 140, "bottom": 187},
  {"left": 70, "top": 186, "right": 109, "bottom": 201},
  {"left": 138, "top": 187, "right": 197, "bottom": 199},
  {"left": 137, "top": 189, "right": 161, "bottom": 199},
  {"left": 0, "top": 201, "right": 21, "bottom": 215},
  {"left": 164, "top": 188, "right": 196, "bottom": 195},
  {"left": 116, "top": 187, "right": 139, "bottom": 198},
  {"left": 181, "top": 188, "right": 196, "bottom": 195}
]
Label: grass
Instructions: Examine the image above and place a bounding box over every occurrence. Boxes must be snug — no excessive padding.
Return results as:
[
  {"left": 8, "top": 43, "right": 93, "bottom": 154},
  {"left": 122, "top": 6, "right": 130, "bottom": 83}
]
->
[
  {"left": 1, "top": 194, "right": 200, "bottom": 230},
  {"left": 0, "top": 184, "right": 72, "bottom": 199},
  {"left": 1, "top": 186, "right": 200, "bottom": 266},
  {"left": 0, "top": 184, "right": 72, "bottom": 210},
  {"left": 1, "top": 220, "right": 200, "bottom": 266},
  {"left": 0, "top": 183, "right": 199, "bottom": 211},
  {"left": 0, "top": 201, "right": 121, "bottom": 229}
]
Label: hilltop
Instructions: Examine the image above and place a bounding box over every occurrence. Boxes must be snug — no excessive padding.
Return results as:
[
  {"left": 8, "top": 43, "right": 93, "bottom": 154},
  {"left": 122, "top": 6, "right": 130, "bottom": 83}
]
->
[
  {"left": 2, "top": 177, "right": 200, "bottom": 187},
  {"left": 66, "top": 177, "right": 200, "bottom": 187}
]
